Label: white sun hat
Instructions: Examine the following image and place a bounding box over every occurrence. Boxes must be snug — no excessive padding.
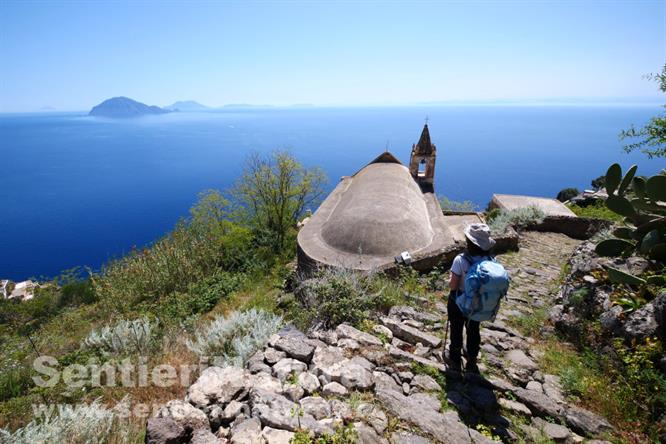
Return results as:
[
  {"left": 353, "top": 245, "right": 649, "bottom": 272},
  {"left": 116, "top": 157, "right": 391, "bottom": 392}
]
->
[{"left": 464, "top": 223, "right": 496, "bottom": 251}]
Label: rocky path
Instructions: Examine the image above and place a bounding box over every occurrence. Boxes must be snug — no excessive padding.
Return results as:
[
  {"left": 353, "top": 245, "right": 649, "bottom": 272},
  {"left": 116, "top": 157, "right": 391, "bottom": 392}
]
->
[{"left": 147, "top": 232, "right": 616, "bottom": 444}]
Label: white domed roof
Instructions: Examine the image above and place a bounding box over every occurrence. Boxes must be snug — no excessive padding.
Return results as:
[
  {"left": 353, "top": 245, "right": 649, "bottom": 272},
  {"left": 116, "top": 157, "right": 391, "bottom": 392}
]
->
[{"left": 320, "top": 162, "right": 433, "bottom": 255}]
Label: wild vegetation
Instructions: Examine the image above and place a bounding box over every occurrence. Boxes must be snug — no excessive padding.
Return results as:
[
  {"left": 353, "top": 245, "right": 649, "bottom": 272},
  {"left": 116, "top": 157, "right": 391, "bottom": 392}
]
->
[
  {"left": 1, "top": 145, "right": 664, "bottom": 442},
  {"left": 438, "top": 195, "right": 477, "bottom": 212},
  {"left": 620, "top": 64, "right": 666, "bottom": 159},
  {"left": 566, "top": 201, "right": 623, "bottom": 222},
  {"left": 0, "top": 151, "right": 326, "bottom": 441},
  {"left": 486, "top": 205, "right": 545, "bottom": 235}
]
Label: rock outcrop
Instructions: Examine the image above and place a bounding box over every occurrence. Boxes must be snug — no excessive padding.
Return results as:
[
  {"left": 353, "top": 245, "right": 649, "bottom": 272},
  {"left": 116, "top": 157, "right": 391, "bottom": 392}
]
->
[{"left": 147, "top": 232, "right": 620, "bottom": 443}]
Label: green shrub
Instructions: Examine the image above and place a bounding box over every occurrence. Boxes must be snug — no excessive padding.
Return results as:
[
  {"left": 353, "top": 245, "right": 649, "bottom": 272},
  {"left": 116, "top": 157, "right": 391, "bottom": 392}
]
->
[
  {"left": 187, "top": 308, "right": 283, "bottom": 366},
  {"left": 540, "top": 338, "right": 666, "bottom": 438},
  {"left": 291, "top": 424, "right": 357, "bottom": 444},
  {"left": 0, "top": 292, "right": 60, "bottom": 334},
  {"left": 0, "top": 367, "right": 32, "bottom": 402},
  {"left": 92, "top": 190, "right": 255, "bottom": 311},
  {"left": 506, "top": 307, "right": 548, "bottom": 337},
  {"left": 295, "top": 268, "right": 403, "bottom": 328},
  {"left": 438, "top": 195, "right": 477, "bottom": 212},
  {"left": 487, "top": 206, "right": 545, "bottom": 235},
  {"left": 567, "top": 201, "right": 623, "bottom": 222},
  {"left": 157, "top": 271, "right": 245, "bottom": 322},
  {"left": 556, "top": 187, "right": 579, "bottom": 202}
]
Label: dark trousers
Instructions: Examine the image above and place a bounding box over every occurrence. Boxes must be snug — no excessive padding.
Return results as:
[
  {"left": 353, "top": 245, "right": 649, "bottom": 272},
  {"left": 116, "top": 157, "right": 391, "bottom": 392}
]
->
[{"left": 447, "top": 291, "right": 480, "bottom": 362}]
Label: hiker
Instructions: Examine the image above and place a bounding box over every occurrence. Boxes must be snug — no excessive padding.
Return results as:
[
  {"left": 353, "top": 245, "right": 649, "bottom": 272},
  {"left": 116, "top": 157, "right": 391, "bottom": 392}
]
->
[{"left": 446, "top": 223, "right": 509, "bottom": 375}]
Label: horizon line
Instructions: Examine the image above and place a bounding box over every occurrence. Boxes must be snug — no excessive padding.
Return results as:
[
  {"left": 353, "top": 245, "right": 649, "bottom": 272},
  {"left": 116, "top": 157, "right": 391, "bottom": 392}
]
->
[{"left": 1, "top": 96, "right": 663, "bottom": 114}]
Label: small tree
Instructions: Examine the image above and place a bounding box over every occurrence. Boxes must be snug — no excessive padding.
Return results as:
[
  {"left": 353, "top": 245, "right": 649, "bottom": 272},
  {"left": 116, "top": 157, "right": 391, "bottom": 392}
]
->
[
  {"left": 620, "top": 64, "right": 666, "bottom": 158},
  {"left": 556, "top": 187, "right": 579, "bottom": 202},
  {"left": 232, "top": 151, "right": 326, "bottom": 253},
  {"left": 591, "top": 175, "right": 605, "bottom": 191}
]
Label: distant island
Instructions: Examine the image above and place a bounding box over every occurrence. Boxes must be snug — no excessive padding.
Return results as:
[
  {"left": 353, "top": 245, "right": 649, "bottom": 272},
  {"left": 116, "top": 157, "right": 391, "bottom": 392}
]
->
[
  {"left": 89, "top": 97, "right": 170, "bottom": 118},
  {"left": 164, "top": 100, "right": 209, "bottom": 111}
]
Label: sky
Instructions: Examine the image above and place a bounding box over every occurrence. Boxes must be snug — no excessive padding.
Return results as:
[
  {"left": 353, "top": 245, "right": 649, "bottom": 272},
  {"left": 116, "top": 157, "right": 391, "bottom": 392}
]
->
[{"left": 0, "top": 0, "right": 664, "bottom": 112}]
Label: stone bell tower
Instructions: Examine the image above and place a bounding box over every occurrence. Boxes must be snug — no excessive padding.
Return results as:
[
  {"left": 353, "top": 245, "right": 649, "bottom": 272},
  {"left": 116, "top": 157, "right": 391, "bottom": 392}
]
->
[{"left": 409, "top": 123, "right": 436, "bottom": 190}]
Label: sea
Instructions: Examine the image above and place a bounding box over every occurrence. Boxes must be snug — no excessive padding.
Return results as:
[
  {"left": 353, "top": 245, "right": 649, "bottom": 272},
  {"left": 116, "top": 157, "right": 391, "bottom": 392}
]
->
[{"left": 1, "top": 105, "right": 664, "bottom": 280}]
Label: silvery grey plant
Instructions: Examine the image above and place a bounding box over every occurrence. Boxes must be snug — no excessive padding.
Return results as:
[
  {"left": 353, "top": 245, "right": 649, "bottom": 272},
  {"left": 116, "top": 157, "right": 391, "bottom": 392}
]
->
[
  {"left": 488, "top": 205, "right": 546, "bottom": 235},
  {"left": 0, "top": 398, "right": 132, "bottom": 444},
  {"left": 82, "top": 317, "right": 157, "bottom": 356},
  {"left": 187, "top": 308, "right": 283, "bottom": 367}
]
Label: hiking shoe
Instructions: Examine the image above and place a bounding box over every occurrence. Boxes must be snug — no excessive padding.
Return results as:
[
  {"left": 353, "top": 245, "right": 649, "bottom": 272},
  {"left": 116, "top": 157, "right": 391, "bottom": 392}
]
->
[
  {"left": 465, "top": 360, "right": 480, "bottom": 375},
  {"left": 443, "top": 351, "right": 463, "bottom": 374}
]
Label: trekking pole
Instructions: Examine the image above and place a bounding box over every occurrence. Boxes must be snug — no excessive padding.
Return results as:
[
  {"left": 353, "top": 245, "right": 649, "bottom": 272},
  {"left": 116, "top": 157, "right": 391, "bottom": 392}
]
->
[{"left": 443, "top": 318, "right": 449, "bottom": 359}]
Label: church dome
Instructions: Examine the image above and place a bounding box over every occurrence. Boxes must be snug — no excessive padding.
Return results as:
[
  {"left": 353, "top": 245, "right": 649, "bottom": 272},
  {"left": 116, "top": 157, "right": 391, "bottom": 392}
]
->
[{"left": 320, "top": 162, "right": 433, "bottom": 256}]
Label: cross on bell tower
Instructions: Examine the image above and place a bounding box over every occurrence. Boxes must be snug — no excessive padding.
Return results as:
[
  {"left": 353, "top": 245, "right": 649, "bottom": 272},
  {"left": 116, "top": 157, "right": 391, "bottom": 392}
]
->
[{"left": 409, "top": 122, "right": 437, "bottom": 191}]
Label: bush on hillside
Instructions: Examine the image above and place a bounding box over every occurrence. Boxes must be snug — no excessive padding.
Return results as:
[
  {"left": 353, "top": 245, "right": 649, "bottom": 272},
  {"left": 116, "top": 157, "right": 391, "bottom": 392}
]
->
[
  {"left": 487, "top": 206, "right": 545, "bottom": 235},
  {"left": 187, "top": 309, "right": 283, "bottom": 366},
  {"left": 92, "top": 190, "right": 255, "bottom": 311},
  {"left": 295, "top": 267, "right": 403, "bottom": 328},
  {"left": 567, "top": 201, "right": 623, "bottom": 222},
  {"left": 438, "top": 195, "right": 477, "bottom": 212},
  {"left": 82, "top": 317, "right": 157, "bottom": 356},
  {"left": 0, "top": 398, "right": 138, "bottom": 444},
  {"left": 556, "top": 187, "right": 579, "bottom": 202},
  {"left": 157, "top": 271, "right": 245, "bottom": 322}
]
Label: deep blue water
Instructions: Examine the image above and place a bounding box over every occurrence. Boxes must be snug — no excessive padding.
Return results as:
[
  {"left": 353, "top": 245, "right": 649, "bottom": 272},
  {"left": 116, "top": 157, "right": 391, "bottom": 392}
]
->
[{"left": 1, "top": 106, "right": 664, "bottom": 280}]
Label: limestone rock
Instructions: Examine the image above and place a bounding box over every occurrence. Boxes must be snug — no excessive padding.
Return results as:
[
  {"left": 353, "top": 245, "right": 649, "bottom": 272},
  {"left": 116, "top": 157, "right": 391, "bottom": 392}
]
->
[
  {"left": 300, "top": 396, "right": 331, "bottom": 420},
  {"left": 263, "top": 347, "right": 287, "bottom": 365},
  {"left": 498, "top": 398, "right": 531, "bottom": 416},
  {"left": 354, "top": 421, "right": 389, "bottom": 444},
  {"left": 621, "top": 299, "right": 660, "bottom": 340},
  {"left": 336, "top": 323, "right": 383, "bottom": 346},
  {"left": 337, "top": 338, "right": 360, "bottom": 350},
  {"left": 297, "top": 371, "right": 321, "bottom": 394},
  {"left": 252, "top": 403, "right": 332, "bottom": 436},
  {"left": 319, "top": 358, "right": 374, "bottom": 391},
  {"left": 381, "top": 317, "right": 442, "bottom": 348},
  {"left": 147, "top": 400, "right": 209, "bottom": 444},
  {"left": 388, "top": 346, "right": 447, "bottom": 373},
  {"left": 533, "top": 418, "right": 571, "bottom": 443},
  {"left": 390, "top": 431, "right": 433, "bottom": 443},
  {"left": 389, "top": 305, "right": 440, "bottom": 324},
  {"left": 373, "top": 324, "right": 394, "bottom": 341},
  {"left": 514, "top": 387, "right": 564, "bottom": 419},
  {"left": 269, "top": 330, "right": 315, "bottom": 363},
  {"left": 187, "top": 366, "right": 248, "bottom": 408},
  {"left": 230, "top": 417, "right": 262, "bottom": 444},
  {"left": 525, "top": 380, "right": 543, "bottom": 392},
  {"left": 542, "top": 374, "right": 565, "bottom": 404},
  {"left": 284, "top": 384, "right": 305, "bottom": 402},
  {"left": 248, "top": 372, "right": 284, "bottom": 394},
  {"left": 191, "top": 429, "right": 220, "bottom": 444},
  {"left": 357, "top": 402, "right": 388, "bottom": 434},
  {"left": 322, "top": 381, "right": 348, "bottom": 396},
  {"left": 373, "top": 371, "right": 402, "bottom": 392},
  {"left": 261, "top": 426, "right": 295, "bottom": 444},
  {"left": 411, "top": 374, "right": 441, "bottom": 392},
  {"left": 376, "top": 388, "right": 472, "bottom": 443},
  {"left": 145, "top": 417, "right": 189, "bottom": 444},
  {"left": 505, "top": 349, "right": 538, "bottom": 371},
  {"left": 311, "top": 345, "right": 345, "bottom": 375},
  {"left": 272, "top": 358, "right": 308, "bottom": 381},
  {"left": 565, "top": 405, "right": 614, "bottom": 437},
  {"left": 330, "top": 399, "right": 354, "bottom": 422}
]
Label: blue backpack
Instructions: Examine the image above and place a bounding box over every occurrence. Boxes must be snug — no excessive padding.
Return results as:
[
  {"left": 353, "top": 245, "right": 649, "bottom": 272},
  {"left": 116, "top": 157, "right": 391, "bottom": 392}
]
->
[{"left": 455, "top": 254, "right": 510, "bottom": 322}]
